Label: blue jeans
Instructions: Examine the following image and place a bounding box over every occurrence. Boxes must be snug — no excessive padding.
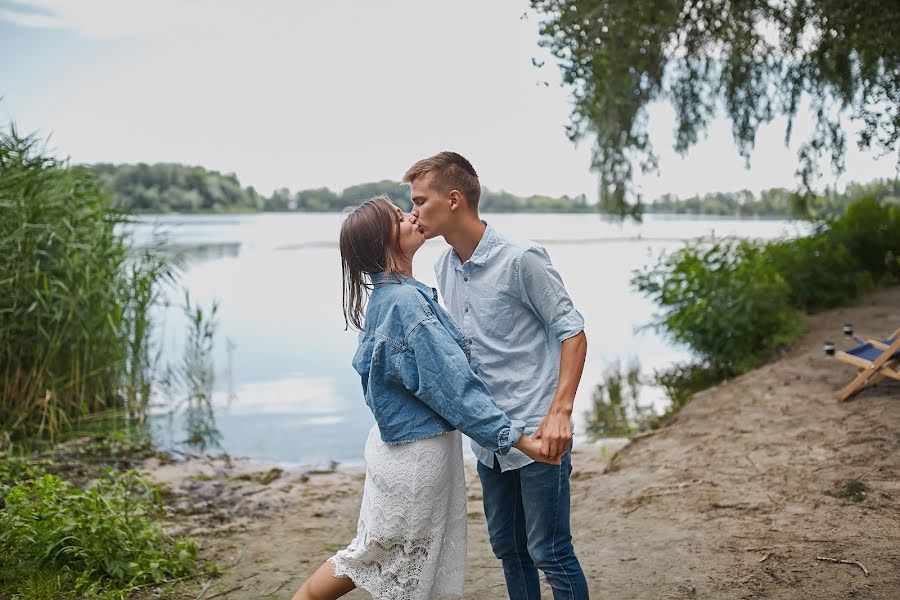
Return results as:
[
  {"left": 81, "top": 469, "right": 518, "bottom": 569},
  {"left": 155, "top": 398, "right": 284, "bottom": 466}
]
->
[{"left": 477, "top": 450, "right": 589, "bottom": 599}]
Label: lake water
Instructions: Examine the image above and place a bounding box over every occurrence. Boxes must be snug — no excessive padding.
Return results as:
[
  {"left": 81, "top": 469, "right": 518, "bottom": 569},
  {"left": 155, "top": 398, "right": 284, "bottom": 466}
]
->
[{"left": 125, "top": 213, "right": 808, "bottom": 466}]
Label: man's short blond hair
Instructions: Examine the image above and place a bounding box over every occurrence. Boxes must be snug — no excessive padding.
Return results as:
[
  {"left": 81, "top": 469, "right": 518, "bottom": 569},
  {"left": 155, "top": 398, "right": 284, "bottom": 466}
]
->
[{"left": 402, "top": 151, "right": 481, "bottom": 211}]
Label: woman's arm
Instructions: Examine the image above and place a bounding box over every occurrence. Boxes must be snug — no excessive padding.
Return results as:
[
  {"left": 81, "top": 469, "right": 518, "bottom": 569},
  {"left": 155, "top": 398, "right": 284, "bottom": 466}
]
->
[{"left": 400, "top": 316, "right": 524, "bottom": 455}]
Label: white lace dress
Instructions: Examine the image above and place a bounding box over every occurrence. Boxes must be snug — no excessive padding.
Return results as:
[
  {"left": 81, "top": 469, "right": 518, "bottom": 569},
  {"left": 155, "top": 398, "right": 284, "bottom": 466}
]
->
[{"left": 330, "top": 425, "right": 467, "bottom": 600}]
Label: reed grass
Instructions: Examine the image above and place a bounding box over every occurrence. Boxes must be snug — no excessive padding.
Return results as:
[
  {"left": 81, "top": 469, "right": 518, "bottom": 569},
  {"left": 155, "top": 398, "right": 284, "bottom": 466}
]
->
[{"left": 0, "top": 125, "right": 171, "bottom": 442}]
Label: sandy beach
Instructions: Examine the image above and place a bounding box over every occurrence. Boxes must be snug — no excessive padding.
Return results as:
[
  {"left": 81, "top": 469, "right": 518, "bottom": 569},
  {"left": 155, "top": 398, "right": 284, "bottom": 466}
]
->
[{"left": 140, "top": 285, "right": 900, "bottom": 599}]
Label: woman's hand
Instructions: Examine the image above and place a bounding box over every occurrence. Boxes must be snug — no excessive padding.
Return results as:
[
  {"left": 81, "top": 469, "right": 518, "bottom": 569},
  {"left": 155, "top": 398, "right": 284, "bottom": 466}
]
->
[{"left": 514, "top": 435, "right": 562, "bottom": 465}]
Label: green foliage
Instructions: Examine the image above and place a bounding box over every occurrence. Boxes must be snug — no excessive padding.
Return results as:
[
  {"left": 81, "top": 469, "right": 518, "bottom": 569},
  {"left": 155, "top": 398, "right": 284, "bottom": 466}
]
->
[
  {"left": 646, "top": 179, "right": 900, "bottom": 217},
  {"left": 583, "top": 360, "right": 648, "bottom": 440},
  {"left": 0, "top": 126, "right": 171, "bottom": 441},
  {"left": 92, "top": 164, "right": 598, "bottom": 214},
  {"left": 480, "top": 190, "right": 593, "bottom": 213},
  {"left": 0, "top": 465, "right": 197, "bottom": 598},
  {"left": 233, "top": 179, "right": 595, "bottom": 214},
  {"left": 632, "top": 195, "right": 900, "bottom": 379},
  {"left": 827, "top": 197, "right": 900, "bottom": 283},
  {"left": 633, "top": 239, "right": 803, "bottom": 374},
  {"left": 652, "top": 362, "right": 728, "bottom": 420},
  {"left": 762, "top": 232, "right": 871, "bottom": 312},
  {"left": 93, "top": 162, "right": 263, "bottom": 213},
  {"left": 531, "top": 0, "right": 900, "bottom": 216}
]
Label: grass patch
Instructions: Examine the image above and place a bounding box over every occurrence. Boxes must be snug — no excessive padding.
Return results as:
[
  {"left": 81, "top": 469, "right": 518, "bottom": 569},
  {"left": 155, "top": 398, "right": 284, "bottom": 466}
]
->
[{"left": 0, "top": 456, "right": 199, "bottom": 599}]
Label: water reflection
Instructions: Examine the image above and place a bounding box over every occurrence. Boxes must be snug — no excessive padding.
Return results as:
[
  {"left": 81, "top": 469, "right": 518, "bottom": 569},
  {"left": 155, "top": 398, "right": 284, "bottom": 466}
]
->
[
  {"left": 154, "top": 295, "right": 225, "bottom": 453},
  {"left": 125, "top": 213, "right": 807, "bottom": 465},
  {"left": 167, "top": 242, "right": 242, "bottom": 266}
]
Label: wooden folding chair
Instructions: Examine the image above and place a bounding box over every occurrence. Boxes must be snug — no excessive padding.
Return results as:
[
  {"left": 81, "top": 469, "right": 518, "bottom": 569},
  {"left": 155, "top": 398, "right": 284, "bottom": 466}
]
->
[{"left": 834, "top": 329, "right": 900, "bottom": 401}]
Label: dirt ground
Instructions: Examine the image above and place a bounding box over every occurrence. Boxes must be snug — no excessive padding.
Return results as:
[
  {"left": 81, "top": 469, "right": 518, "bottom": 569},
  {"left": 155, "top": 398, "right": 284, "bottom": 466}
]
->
[{"left": 143, "top": 286, "right": 900, "bottom": 599}]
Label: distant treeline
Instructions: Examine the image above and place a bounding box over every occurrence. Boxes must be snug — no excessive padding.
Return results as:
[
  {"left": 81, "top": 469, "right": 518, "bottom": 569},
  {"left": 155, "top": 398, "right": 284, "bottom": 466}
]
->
[
  {"left": 267, "top": 181, "right": 593, "bottom": 213},
  {"left": 92, "top": 163, "right": 265, "bottom": 213},
  {"left": 90, "top": 162, "right": 899, "bottom": 217},
  {"left": 645, "top": 179, "right": 900, "bottom": 217},
  {"left": 90, "top": 163, "right": 592, "bottom": 214}
]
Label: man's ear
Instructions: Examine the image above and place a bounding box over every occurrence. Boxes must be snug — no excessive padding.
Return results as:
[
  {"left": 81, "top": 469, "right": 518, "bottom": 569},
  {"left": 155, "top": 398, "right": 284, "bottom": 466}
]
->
[{"left": 448, "top": 189, "right": 462, "bottom": 211}]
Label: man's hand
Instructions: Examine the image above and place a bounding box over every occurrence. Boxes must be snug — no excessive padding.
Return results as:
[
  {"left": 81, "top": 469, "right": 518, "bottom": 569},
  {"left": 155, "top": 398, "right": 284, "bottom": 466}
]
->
[{"left": 534, "top": 411, "right": 572, "bottom": 461}]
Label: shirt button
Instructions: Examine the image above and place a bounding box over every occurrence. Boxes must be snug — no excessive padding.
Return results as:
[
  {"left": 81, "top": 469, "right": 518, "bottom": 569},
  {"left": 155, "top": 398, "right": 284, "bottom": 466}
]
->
[
  {"left": 464, "top": 307, "right": 469, "bottom": 313},
  {"left": 474, "top": 369, "right": 479, "bottom": 375},
  {"left": 464, "top": 277, "right": 469, "bottom": 282}
]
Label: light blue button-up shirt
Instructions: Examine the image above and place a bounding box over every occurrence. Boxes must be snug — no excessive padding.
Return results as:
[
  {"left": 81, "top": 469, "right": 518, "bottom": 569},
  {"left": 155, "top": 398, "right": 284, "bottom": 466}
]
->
[{"left": 435, "top": 223, "right": 585, "bottom": 471}]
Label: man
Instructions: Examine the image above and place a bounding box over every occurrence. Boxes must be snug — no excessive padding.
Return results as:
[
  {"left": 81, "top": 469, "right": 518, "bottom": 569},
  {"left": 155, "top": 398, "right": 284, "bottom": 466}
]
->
[{"left": 403, "top": 151, "right": 589, "bottom": 599}]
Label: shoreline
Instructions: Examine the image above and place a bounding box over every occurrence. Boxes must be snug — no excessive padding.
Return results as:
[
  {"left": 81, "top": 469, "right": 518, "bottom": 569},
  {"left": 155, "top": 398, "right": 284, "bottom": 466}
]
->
[
  {"left": 134, "top": 285, "right": 900, "bottom": 599},
  {"left": 147, "top": 435, "right": 633, "bottom": 476}
]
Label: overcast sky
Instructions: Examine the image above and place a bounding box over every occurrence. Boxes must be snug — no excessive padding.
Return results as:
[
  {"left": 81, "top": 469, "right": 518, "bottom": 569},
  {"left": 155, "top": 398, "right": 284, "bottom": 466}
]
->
[{"left": 1, "top": 0, "right": 896, "bottom": 201}]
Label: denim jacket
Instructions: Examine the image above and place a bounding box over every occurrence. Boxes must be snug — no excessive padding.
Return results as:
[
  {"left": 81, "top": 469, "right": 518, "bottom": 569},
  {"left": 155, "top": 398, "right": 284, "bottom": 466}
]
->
[{"left": 352, "top": 271, "right": 525, "bottom": 454}]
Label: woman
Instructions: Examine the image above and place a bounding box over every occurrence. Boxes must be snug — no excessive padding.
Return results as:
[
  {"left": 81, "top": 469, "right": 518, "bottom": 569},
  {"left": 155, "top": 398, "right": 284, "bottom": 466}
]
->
[{"left": 292, "top": 196, "right": 554, "bottom": 600}]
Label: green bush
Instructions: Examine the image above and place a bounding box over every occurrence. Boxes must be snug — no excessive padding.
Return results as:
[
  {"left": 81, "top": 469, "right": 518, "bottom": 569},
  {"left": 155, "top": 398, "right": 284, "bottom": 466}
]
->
[
  {"left": 633, "top": 239, "right": 803, "bottom": 375},
  {"left": 0, "top": 465, "right": 197, "bottom": 598},
  {"left": 761, "top": 232, "right": 872, "bottom": 312},
  {"left": 827, "top": 196, "right": 900, "bottom": 283}
]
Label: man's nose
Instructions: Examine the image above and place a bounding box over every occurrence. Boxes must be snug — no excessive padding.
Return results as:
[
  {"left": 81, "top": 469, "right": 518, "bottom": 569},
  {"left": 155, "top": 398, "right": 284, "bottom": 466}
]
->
[{"left": 409, "top": 211, "right": 419, "bottom": 224}]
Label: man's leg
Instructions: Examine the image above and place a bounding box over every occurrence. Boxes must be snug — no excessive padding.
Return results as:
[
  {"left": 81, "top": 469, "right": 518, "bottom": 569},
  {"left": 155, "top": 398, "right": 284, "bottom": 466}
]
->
[
  {"left": 519, "top": 450, "right": 589, "bottom": 599},
  {"left": 477, "top": 458, "right": 542, "bottom": 599}
]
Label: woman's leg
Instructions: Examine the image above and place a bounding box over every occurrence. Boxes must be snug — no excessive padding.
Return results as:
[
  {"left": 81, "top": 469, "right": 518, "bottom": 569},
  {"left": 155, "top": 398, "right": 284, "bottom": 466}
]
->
[{"left": 291, "top": 560, "right": 356, "bottom": 600}]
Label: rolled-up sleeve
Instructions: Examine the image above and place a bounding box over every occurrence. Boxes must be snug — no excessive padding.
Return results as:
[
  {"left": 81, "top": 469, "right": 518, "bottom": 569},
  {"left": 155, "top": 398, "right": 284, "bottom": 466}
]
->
[
  {"left": 400, "top": 317, "right": 525, "bottom": 454},
  {"left": 518, "top": 246, "right": 585, "bottom": 342}
]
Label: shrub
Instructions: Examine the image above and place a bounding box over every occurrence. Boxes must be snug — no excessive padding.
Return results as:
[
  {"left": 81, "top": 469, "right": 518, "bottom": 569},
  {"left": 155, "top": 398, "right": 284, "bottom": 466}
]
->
[
  {"left": 0, "top": 465, "right": 197, "bottom": 597},
  {"left": 633, "top": 239, "right": 803, "bottom": 375},
  {"left": 762, "top": 231, "right": 873, "bottom": 312},
  {"left": 827, "top": 196, "right": 900, "bottom": 283}
]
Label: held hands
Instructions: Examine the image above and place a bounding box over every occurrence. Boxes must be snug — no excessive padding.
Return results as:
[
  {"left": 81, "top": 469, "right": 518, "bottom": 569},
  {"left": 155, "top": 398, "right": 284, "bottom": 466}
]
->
[
  {"left": 533, "top": 410, "right": 572, "bottom": 462},
  {"left": 514, "top": 435, "right": 562, "bottom": 466}
]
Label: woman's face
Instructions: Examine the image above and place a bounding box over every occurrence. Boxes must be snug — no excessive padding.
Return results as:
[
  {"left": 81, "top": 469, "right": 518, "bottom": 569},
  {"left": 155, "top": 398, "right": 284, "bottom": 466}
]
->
[{"left": 388, "top": 201, "right": 425, "bottom": 258}]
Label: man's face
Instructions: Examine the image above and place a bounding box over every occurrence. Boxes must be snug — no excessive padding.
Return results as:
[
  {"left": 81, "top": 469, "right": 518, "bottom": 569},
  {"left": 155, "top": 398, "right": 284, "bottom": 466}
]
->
[{"left": 409, "top": 173, "right": 453, "bottom": 240}]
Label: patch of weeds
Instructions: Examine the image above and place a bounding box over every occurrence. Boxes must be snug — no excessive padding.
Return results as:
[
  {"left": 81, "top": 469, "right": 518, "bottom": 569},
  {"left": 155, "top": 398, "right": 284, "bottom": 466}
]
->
[
  {"left": 0, "top": 463, "right": 200, "bottom": 598},
  {"left": 584, "top": 359, "right": 651, "bottom": 440},
  {"left": 826, "top": 480, "right": 869, "bottom": 503},
  {"left": 648, "top": 361, "right": 729, "bottom": 427}
]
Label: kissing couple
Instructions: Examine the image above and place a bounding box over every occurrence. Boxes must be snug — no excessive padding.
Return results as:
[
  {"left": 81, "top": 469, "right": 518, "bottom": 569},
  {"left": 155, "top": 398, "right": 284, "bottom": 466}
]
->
[{"left": 293, "top": 152, "right": 590, "bottom": 600}]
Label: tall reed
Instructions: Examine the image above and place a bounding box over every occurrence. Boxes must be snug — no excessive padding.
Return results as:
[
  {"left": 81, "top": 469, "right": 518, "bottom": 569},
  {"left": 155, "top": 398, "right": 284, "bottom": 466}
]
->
[{"left": 0, "top": 125, "right": 169, "bottom": 441}]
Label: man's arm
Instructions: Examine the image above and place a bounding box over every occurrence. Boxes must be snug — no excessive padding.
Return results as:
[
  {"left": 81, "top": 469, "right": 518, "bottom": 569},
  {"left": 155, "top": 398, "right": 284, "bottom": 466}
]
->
[
  {"left": 535, "top": 330, "right": 587, "bottom": 460},
  {"left": 516, "top": 246, "right": 587, "bottom": 461}
]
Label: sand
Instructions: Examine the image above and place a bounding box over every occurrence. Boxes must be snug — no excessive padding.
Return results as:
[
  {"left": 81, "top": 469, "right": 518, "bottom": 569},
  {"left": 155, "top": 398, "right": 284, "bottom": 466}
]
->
[{"left": 141, "top": 286, "right": 900, "bottom": 599}]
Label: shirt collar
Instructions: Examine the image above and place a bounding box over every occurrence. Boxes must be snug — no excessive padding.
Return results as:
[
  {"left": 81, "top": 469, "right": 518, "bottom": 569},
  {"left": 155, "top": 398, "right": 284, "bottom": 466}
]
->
[
  {"left": 370, "top": 271, "right": 438, "bottom": 298},
  {"left": 450, "top": 221, "right": 495, "bottom": 271}
]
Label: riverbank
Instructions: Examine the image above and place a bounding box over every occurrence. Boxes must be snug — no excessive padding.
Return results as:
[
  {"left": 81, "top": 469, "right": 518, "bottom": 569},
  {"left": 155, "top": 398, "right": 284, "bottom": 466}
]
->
[{"left": 138, "top": 286, "right": 900, "bottom": 599}]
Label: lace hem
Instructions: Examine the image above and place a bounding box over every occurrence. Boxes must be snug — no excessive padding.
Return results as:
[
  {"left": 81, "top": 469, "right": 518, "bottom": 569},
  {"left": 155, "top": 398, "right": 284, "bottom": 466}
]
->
[{"left": 329, "top": 555, "right": 463, "bottom": 600}]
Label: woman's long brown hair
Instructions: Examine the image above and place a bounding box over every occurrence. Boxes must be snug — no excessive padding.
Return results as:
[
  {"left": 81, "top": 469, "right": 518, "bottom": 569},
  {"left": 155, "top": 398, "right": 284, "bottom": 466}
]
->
[{"left": 339, "top": 195, "right": 405, "bottom": 330}]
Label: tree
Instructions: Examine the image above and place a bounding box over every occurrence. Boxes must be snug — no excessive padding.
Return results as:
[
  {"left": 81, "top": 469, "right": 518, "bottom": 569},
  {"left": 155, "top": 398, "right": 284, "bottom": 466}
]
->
[{"left": 530, "top": 0, "right": 900, "bottom": 218}]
